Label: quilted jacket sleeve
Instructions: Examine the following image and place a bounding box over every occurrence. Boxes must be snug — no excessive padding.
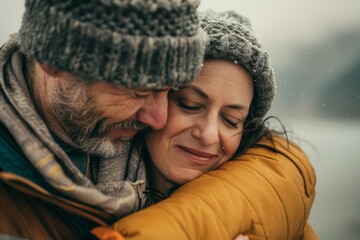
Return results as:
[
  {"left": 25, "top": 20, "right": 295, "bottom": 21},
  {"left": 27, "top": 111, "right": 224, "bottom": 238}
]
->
[{"left": 106, "top": 136, "right": 317, "bottom": 240}]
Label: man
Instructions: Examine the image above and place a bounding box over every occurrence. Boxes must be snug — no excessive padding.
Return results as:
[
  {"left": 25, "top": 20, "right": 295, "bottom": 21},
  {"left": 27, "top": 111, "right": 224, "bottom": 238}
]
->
[
  {"left": 0, "top": 1, "right": 316, "bottom": 240},
  {"left": 0, "top": 0, "right": 205, "bottom": 239}
]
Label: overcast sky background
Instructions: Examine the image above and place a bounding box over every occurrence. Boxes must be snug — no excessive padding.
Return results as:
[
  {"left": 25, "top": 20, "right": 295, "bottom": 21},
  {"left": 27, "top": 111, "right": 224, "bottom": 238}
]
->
[
  {"left": 1, "top": 1, "right": 360, "bottom": 239},
  {"left": 2, "top": 0, "right": 360, "bottom": 61},
  {"left": 199, "top": 0, "right": 360, "bottom": 67}
]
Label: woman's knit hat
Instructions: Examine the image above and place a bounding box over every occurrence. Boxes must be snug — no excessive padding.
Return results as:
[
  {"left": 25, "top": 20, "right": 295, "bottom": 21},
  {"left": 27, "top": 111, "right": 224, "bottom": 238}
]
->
[
  {"left": 200, "top": 10, "right": 276, "bottom": 119},
  {"left": 19, "top": 0, "right": 206, "bottom": 89}
]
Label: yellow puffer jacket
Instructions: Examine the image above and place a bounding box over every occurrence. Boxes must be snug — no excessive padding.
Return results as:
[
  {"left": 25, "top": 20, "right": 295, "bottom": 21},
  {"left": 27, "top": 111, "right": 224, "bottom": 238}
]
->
[{"left": 94, "top": 136, "right": 317, "bottom": 240}]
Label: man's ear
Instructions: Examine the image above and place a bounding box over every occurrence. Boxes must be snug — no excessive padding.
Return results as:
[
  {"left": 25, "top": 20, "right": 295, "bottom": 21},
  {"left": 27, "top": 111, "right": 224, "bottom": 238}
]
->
[{"left": 38, "top": 64, "right": 68, "bottom": 78}]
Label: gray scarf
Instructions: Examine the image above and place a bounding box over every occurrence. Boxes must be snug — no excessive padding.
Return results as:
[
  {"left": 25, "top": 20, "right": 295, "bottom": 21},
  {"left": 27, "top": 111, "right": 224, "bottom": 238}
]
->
[{"left": 0, "top": 34, "right": 147, "bottom": 218}]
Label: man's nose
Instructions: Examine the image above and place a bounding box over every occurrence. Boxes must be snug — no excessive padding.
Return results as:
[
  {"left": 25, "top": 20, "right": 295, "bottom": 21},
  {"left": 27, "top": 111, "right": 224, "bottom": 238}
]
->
[
  {"left": 137, "top": 90, "right": 169, "bottom": 130},
  {"left": 191, "top": 115, "right": 220, "bottom": 146}
]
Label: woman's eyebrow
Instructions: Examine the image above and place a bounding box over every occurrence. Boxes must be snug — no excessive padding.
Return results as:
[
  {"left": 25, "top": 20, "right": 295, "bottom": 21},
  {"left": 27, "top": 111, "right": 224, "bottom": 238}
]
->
[
  {"left": 183, "top": 85, "right": 248, "bottom": 111},
  {"left": 226, "top": 104, "right": 247, "bottom": 110},
  {"left": 182, "top": 85, "right": 208, "bottom": 99}
]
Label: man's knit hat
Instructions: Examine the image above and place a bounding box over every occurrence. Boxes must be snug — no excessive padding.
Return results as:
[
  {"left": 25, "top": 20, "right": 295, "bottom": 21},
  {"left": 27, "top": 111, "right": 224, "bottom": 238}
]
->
[
  {"left": 200, "top": 10, "right": 276, "bottom": 119},
  {"left": 19, "top": 0, "right": 206, "bottom": 89}
]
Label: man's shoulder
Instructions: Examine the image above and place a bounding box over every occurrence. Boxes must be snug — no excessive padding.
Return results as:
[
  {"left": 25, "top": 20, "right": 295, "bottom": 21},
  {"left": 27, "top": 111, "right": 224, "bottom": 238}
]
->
[
  {"left": 0, "top": 123, "right": 23, "bottom": 161},
  {"left": 0, "top": 123, "right": 45, "bottom": 185}
]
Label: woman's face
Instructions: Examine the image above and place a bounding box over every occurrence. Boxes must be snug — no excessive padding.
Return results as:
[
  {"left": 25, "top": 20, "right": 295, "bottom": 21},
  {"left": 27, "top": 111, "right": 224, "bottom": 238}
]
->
[{"left": 145, "top": 59, "right": 254, "bottom": 186}]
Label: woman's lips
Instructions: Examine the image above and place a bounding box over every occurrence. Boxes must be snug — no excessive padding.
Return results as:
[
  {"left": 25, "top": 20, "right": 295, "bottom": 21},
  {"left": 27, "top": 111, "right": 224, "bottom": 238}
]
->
[{"left": 178, "top": 145, "right": 217, "bottom": 164}]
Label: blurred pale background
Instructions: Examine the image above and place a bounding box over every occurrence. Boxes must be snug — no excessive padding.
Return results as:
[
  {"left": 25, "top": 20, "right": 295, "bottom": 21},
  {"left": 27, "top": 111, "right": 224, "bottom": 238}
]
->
[{"left": 1, "top": 1, "right": 359, "bottom": 239}]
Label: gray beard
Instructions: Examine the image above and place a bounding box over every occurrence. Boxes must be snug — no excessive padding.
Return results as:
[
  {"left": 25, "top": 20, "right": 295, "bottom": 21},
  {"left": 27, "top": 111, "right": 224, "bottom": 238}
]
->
[
  {"left": 49, "top": 78, "right": 146, "bottom": 159},
  {"left": 76, "top": 133, "right": 131, "bottom": 159}
]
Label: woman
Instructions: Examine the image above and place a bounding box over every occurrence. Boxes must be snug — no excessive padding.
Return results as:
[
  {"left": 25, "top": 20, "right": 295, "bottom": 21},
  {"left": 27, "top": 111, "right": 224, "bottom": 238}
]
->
[
  {"left": 142, "top": 11, "right": 276, "bottom": 205},
  {"left": 93, "top": 11, "right": 317, "bottom": 240},
  {"left": 144, "top": 58, "right": 255, "bottom": 201}
]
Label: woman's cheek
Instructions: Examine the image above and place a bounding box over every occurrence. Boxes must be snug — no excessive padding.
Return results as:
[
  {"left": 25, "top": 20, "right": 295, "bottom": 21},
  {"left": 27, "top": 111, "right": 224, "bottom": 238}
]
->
[{"left": 226, "top": 135, "right": 242, "bottom": 157}]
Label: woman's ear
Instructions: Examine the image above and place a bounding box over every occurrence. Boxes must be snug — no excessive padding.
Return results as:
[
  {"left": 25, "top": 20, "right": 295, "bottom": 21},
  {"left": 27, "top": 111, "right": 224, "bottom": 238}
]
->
[{"left": 38, "top": 64, "right": 68, "bottom": 78}]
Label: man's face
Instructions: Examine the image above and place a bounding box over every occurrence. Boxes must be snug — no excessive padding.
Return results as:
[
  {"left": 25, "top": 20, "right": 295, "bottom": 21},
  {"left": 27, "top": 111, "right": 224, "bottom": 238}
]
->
[{"left": 50, "top": 76, "right": 170, "bottom": 158}]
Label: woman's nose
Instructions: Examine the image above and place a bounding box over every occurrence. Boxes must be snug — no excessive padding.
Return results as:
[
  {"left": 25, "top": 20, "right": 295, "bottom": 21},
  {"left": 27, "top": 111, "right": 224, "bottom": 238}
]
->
[{"left": 191, "top": 115, "right": 220, "bottom": 146}]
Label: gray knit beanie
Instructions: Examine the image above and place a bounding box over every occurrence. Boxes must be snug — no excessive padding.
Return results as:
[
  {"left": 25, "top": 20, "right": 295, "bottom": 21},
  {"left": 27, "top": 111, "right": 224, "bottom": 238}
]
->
[
  {"left": 19, "top": 0, "right": 206, "bottom": 89},
  {"left": 200, "top": 10, "right": 276, "bottom": 119}
]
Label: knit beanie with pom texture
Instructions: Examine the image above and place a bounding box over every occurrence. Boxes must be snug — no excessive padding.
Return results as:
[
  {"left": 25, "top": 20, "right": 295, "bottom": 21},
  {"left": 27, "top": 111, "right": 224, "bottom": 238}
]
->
[
  {"left": 19, "top": 0, "right": 206, "bottom": 89},
  {"left": 200, "top": 10, "right": 276, "bottom": 119}
]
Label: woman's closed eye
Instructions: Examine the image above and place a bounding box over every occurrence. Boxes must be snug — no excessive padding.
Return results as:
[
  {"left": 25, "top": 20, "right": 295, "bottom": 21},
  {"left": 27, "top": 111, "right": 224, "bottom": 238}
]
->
[
  {"left": 221, "top": 113, "right": 242, "bottom": 129},
  {"left": 177, "top": 99, "right": 203, "bottom": 112}
]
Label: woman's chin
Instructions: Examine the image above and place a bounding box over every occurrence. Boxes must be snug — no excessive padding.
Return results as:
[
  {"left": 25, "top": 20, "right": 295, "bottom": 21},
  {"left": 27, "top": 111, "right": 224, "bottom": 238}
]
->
[{"left": 171, "top": 170, "right": 203, "bottom": 186}]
